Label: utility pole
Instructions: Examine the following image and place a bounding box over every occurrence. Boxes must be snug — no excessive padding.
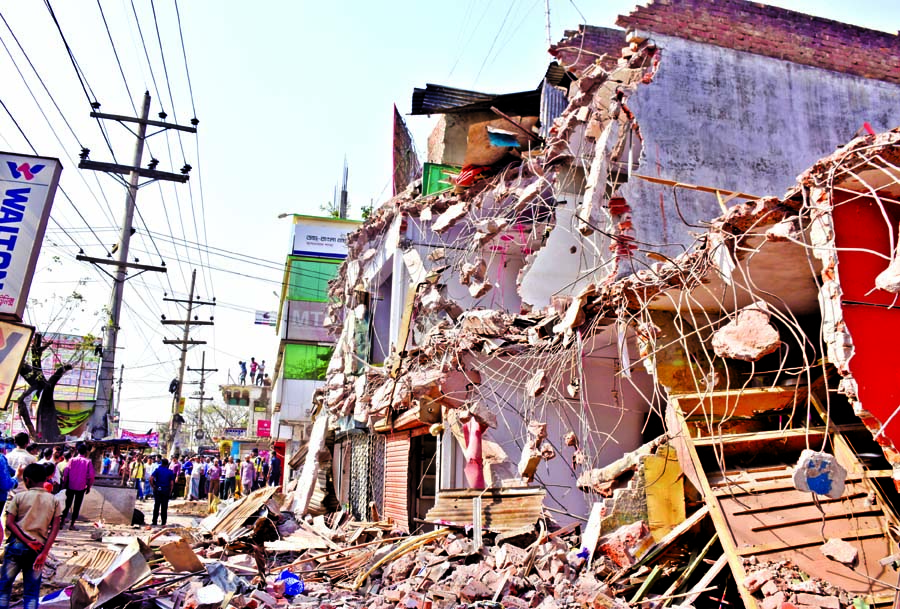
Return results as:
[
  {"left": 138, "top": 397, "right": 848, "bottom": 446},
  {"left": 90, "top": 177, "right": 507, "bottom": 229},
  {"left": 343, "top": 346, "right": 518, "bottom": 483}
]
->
[
  {"left": 77, "top": 91, "right": 196, "bottom": 439},
  {"left": 187, "top": 351, "right": 217, "bottom": 450},
  {"left": 162, "top": 269, "right": 214, "bottom": 455}
]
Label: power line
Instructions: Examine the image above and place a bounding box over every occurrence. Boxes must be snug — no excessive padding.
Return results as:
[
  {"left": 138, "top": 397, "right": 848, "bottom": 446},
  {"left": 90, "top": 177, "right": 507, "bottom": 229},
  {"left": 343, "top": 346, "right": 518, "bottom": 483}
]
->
[
  {"left": 95, "top": 0, "right": 137, "bottom": 114},
  {"left": 0, "top": 95, "right": 111, "bottom": 254}
]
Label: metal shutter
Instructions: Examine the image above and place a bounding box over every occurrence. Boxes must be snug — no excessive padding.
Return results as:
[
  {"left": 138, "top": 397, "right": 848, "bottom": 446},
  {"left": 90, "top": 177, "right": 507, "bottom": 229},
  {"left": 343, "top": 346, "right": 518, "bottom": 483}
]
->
[{"left": 383, "top": 431, "right": 411, "bottom": 532}]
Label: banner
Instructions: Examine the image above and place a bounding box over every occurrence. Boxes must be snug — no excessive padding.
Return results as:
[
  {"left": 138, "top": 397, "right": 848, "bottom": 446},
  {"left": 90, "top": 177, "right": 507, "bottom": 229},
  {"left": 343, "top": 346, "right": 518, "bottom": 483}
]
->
[
  {"left": 13, "top": 333, "right": 101, "bottom": 402},
  {"left": 0, "top": 152, "right": 62, "bottom": 319},
  {"left": 257, "top": 419, "right": 271, "bottom": 437},
  {"left": 0, "top": 320, "right": 33, "bottom": 410},
  {"left": 254, "top": 310, "right": 276, "bottom": 326},
  {"left": 55, "top": 400, "right": 94, "bottom": 435},
  {"left": 119, "top": 429, "right": 159, "bottom": 447}
]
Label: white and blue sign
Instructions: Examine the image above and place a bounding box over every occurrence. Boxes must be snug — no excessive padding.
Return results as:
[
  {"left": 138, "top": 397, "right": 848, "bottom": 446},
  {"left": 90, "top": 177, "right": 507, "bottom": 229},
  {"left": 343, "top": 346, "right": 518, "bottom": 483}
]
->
[{"left": 0, "top": 152, "right": 62, "bottom": 319}]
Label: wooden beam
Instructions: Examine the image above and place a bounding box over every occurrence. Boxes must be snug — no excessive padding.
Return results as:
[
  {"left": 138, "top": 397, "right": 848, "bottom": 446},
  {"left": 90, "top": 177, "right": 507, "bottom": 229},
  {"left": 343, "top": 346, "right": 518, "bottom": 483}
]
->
[
  {"left": 735, "top": 527, "right": 885, "bottom": 556},
  {"left": 668, "top": 400, "right": 760, "bottom": 609}
]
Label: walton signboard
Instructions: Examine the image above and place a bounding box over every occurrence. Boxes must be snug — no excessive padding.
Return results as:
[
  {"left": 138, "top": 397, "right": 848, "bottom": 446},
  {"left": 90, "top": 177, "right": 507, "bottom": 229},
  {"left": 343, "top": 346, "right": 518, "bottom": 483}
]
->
[{"left": 0, "top": 152, "right": 62, "bottom": 320}]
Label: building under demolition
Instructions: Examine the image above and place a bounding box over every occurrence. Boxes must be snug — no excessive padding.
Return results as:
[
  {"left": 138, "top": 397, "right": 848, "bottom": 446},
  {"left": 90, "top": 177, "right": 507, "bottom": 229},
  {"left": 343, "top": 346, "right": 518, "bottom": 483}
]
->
[{"left": 282, "top": 1, "right": 900, "bottom": 607}]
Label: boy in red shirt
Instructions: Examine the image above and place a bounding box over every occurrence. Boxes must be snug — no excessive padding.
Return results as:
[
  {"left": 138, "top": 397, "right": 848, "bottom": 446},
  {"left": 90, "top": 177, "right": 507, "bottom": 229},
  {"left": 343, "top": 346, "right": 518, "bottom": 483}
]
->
[{"left": 0, "top": 463, "right": 61, "bottom": 609}]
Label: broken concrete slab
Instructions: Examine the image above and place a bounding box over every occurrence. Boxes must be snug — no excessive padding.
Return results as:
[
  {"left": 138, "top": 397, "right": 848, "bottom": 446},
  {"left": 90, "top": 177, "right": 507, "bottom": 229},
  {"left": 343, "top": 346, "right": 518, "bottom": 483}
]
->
[
  {"left": 820, "top": 538, "right": 858, "bottom": 566},
  {"left": 711, "top": 300, "right": 782, "bottom": 362}
]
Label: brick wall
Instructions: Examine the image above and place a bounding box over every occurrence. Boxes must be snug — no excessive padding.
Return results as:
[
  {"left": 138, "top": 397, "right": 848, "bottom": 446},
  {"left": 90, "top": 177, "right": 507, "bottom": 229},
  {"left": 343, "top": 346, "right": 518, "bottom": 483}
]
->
[
  {"left": 616, "top": 0, "right": 900, "bottom": 85},
  {"left": 549, "top": 25, "right": 625, "bottom": 75}
]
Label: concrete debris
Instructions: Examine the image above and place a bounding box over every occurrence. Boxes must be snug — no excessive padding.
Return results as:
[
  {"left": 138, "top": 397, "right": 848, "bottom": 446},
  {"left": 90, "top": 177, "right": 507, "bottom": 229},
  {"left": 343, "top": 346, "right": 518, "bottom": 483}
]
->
[
  {"left": 793, "top": 449, "right": 847, "bottom": 499},
  {"left": 711, "top": 300, "right": 782, "bottom": 362},
  {"left": 743, "top": 559, "right": 853, "bottom": 609},
  {"left": 820, "top": 538, "right": 859, "bottom": 566}
]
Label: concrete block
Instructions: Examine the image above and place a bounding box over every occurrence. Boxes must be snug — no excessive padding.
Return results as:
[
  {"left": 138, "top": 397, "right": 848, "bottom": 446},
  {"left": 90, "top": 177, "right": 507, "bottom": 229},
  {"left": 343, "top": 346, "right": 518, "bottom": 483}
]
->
[
  {"left": 793, "top": 449, "right": 846, "bottom": 499},
  {"left": 820, "top": 538, "right": 858, "bottom": 565}
]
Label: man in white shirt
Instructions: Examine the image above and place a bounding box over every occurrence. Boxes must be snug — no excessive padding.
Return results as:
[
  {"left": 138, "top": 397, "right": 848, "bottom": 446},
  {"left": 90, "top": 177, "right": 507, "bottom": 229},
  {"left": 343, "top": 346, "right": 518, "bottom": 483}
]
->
[{"left": 6, "top": 433, "right": 35, "bottom": 489}]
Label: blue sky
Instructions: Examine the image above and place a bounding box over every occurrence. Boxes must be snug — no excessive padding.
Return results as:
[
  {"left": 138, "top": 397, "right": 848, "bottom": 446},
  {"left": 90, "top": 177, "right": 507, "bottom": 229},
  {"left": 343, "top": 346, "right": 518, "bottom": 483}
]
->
[{"left": 0, "top": 0, "right": 896, "bottom": 432}]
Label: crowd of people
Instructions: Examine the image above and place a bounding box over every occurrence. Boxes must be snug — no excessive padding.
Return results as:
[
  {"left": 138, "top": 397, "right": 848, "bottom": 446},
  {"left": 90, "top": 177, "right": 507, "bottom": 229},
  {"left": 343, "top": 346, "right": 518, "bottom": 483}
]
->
[
  {"left": 116, "top": 447, "right": 281, "bottom": 505},
  {"left": 237, "top": 357, "right": 271, "bottom": 387},
  {"left": 0, "top": 430, "right": 284, "bottom": 609}
]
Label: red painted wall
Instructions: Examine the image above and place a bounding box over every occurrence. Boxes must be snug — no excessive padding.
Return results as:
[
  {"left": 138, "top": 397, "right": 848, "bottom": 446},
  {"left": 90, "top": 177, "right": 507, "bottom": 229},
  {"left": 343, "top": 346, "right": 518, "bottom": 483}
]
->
[{"left": 833, "top": 191, "right": 900, "bottom": 448}]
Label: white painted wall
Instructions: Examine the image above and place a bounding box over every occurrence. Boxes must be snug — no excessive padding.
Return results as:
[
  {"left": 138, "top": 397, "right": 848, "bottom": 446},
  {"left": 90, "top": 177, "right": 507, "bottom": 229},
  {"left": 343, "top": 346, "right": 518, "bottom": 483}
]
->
[
  {"left": 519, "top": 197, "right": 612, "bottom": 309},
  {"left": 622, "top": 34, "right": 900, "bottom": 258}
]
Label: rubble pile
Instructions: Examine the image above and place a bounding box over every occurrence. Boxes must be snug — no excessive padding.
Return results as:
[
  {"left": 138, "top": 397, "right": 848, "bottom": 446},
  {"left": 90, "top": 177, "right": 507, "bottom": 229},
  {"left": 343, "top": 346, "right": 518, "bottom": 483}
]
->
[
  {"left": 742, "top": 559, "right": 855, "bottom": 609},
  {"left": 34, "top": 484, "right": 754, "bottom": 609}
]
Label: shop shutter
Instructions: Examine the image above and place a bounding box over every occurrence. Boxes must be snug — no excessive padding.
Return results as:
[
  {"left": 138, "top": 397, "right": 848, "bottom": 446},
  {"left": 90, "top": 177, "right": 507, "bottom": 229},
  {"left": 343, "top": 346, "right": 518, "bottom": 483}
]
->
[{"left": 383, "top": 431, "right": 411, "bottom": 532}]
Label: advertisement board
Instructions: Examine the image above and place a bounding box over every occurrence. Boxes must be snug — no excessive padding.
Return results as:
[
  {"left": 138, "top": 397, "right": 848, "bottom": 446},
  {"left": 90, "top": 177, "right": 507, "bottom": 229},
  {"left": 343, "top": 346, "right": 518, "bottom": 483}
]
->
[
  {"left": 282, "top": 300, "right": 331, "bottom": 343},
  {"left": 290, "top": 216, "right": 356, "bottom": 259},
  {"left": 223, "top": 427, "right": 247, "bottom": 438},
  {"left": 0, "top": 320, "right": 34, "bottom": 409},
  {"left": 257, "top": 419, "right": 271, "bottom": 437},
  {"left": 254, "top": 310, "right": 276, "bottom": 326},
  {"left": 13, "top": 333, "right": 101, "bottom": 402},
  {"left": 0, "top": 152, "right": 62, "bottom": 319}
]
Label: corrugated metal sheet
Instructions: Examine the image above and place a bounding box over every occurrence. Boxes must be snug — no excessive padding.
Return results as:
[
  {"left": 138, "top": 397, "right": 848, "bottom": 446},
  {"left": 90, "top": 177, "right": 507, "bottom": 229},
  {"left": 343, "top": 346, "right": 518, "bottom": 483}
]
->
[
  {"left": 540, "top": 80, "right": 569, "bottom": 139},
  {"left": 411, "top": 84, "right": 542, "bottom": 117},
  {"left": 411, "top": 84, "right": 495, "bottom": 115},
  {"left": 383, "top": 431, "right": 411, "bottom": 531},
  {"left": 425, "top": 487, "right": 546, "bottom": 533}
]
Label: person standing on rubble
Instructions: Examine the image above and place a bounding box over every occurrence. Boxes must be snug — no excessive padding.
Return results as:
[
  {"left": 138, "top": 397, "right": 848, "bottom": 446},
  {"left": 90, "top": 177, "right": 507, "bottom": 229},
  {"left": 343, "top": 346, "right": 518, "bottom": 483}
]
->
[
  {"left": 6, "top": 434, "right": 35, "bottom": 490},
  {"left": 268, "top": 451, "right": 281, "bottom": 487},
  {"left": 223, "top": 456, "right": 237, "bottom": 499},
  {"left": 181, "top": 456, "right": 193, "bottom": 498},
  {"left": 240, "top": 455, "right": 255, "bottom": 496},
  {"left": 189, "top": 456, "right": 202, "bottom": 500},
  {"left": 131, "top": 456, "right": 146, "bottom": 500},
  {"left": 207, "top": 458, "right": 221, "bottom": 503},
  {"left": 60, "top": 444, "right": 94, "bottom": 531},
  {"left": 0, "top": 462, "right": 61, "bottom": 609},
  {"left": 150, "top": 458, "right": 175, "bottom": 527}
]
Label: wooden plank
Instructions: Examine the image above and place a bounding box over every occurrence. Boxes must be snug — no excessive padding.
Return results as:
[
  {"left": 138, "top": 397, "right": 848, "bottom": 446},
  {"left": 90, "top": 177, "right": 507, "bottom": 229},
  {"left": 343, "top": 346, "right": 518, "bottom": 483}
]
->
[
  {"left": 159, "top": 540, "right": 203, "bottom": 572},
  {"left": 629, "top": 565, "right": 663, "bottom": 604},
  {"left": 674, "top": 386, "right": 808, "bottom": 420},
  {"left": 733, "top": 492, "right": 868, "bottom": 515},
  {"left": 691, "top": 426, "right": 825, "bottom": 447},
  {"left": 660, "top": 534, "right": 719, "bottom": 604},
  {"left": 735, "top": 527, "right": 885, "bottom": 556},
  {"left": 582, "top": 503, "right": 603, "bottom": 568},
  {"left": 669, "top": 397, "right": 759, "bottom": 609},
  {"left": 634, "top": 505, "right": 709, "bottom": 568},
  {"left": 680, "top": 554, "right": 728, "bottom": 607},
  {"left": 712, "top": 473, "right": 874, "bottom": 497}
]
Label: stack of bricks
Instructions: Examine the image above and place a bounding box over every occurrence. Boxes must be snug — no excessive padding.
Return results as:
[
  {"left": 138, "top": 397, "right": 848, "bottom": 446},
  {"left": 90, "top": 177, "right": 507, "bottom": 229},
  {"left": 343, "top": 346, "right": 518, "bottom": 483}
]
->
[{"left": 615, "top": 0, "right": 900, "bottom": 85}]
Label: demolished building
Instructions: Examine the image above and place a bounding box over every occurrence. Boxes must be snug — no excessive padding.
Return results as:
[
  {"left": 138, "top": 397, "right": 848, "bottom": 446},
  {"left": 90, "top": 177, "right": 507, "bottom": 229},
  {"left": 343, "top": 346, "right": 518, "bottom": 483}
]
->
[{"left": 282, "top": 1, "right": 900, "bottom": 607}]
